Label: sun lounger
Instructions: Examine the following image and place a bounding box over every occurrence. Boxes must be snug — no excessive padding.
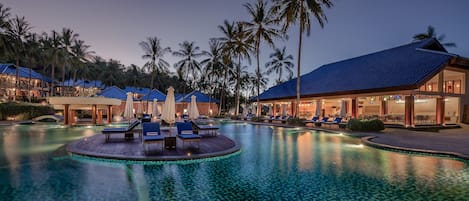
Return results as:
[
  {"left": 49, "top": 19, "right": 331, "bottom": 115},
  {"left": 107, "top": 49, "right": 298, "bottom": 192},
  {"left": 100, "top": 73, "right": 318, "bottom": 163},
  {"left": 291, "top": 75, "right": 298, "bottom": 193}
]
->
[
  {"left": 192, "top": 122, "right": 220, "bottom": 136},
  {"left": 176, "top": 122, "right": 201, "bottom": 149},
  {"left": 323, "top": 117, "right": 342, "bottom": 127},
  {"left": 101, "top": 120, "right": 141, "bottom": 142},
  {"left": 142, "top": 122, "right": 165, "bottom": 154},
  {"left": 303, "top": 116, "right": 320, "bottom": 123}
]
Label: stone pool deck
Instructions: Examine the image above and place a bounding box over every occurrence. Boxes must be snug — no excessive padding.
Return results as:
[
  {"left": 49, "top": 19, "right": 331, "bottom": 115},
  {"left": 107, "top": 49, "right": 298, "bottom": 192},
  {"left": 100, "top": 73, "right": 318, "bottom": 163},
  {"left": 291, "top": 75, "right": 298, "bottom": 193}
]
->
[{"left": 66, "top": 130, "right": 240, "bottom": 161}]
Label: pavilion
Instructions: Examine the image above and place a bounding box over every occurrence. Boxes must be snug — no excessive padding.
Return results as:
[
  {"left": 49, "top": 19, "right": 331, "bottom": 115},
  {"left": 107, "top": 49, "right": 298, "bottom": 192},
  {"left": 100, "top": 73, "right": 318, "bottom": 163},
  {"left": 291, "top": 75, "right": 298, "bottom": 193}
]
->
[{"left": 257, "top": 38, "right": 469, "bottom": 127}]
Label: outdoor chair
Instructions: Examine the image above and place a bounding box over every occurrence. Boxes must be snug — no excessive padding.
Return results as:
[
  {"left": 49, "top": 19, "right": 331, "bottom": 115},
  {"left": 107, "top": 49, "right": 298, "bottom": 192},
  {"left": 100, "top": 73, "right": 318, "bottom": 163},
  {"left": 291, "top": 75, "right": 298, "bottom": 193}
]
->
[
  {"left": 176, "top": 122, "right": 201, "bottom": 149},
  {"left": 304, "top": 116, "right": 320, "bottom": 124},
  {"left": 323, "top": 117, "right": 342, "bottom": 127},
  {"left": 192, "top": 121, "right": 220, "bottom": 136},
  {"left": 142, "top": 122, "right": 165, "bottom": 154},
  {"left": 101, "top": 120, "right": 141, "bottom": 142}
]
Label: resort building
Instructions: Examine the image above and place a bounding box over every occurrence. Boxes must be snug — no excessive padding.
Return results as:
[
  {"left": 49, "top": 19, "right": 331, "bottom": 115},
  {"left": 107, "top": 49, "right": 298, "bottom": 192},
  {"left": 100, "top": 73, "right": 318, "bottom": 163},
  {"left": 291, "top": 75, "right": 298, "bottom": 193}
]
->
[
  {"left": 0, "top": 63, "right": 51, "bottom": 101},
  {"left": 59, "top": 79, "right": 105, "bottom": 97},
  {"left": 257, "top": 39, "right": 469, "bottom": 127},
  {"left": 176, "top": 91, "right": 219, "bottom": 116}
]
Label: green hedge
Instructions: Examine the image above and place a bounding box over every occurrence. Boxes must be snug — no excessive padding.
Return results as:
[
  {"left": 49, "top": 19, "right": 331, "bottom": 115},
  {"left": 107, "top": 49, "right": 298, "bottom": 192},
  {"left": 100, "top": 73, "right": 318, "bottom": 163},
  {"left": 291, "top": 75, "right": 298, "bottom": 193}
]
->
[
  {"left": 346, "top": 118, "right": 385, "bottom": 131},
  {"left": 287, "top": 117, "right": 305, "bottom": 126},
  {"left": 250, "top": 116, "right": 264, "bottom": 122},
  {"left": 0, "top": 102, "right": 55, "bottom": 120}
]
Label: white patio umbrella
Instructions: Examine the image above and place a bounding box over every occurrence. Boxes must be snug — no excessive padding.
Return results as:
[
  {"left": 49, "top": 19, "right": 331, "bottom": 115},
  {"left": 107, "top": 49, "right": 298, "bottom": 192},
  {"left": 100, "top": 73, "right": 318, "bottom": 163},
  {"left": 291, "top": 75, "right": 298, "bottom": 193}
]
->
[
  {"left": 188, "top": 95, "right": 199, "bottom": 120},
  {"left": 339, "top": 100, "right": 347, "bottom": 117},
  {"left": 161, "top": 86, "right": 176, "bottom": 124},
  {"left": 152, "top": 98, "right": 159, "bottom": 118},
  {"left": 315, "top": 100, "right": 322, "bottom": 117},
  {"left": 123, "top": 92, "right": 134, "bottom": 122},
  {"left": 267, "top": 104, "right": 272, "bottom": 116},
  {"left": 281, "top": 104, "right": 287, "bottom": 116}
]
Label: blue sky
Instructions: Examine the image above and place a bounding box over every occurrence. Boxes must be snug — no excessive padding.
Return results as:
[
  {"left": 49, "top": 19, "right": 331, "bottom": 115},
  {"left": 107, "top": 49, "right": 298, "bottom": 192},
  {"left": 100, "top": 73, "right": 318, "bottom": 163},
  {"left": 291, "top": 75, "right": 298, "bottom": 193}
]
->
[{"left": 3, "top": 0, "right": 469, "bottom": 87}]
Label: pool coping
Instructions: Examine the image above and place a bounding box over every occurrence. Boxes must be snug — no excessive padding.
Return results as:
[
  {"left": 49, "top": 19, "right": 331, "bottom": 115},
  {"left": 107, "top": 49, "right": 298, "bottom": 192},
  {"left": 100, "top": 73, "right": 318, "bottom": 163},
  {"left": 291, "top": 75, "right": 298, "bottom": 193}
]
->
[
  {"left": 361, "top": 136, "right": 469, "bottom": 160},
  {"left": 66, "top": 134, "right": 241, "bottom": 161}
]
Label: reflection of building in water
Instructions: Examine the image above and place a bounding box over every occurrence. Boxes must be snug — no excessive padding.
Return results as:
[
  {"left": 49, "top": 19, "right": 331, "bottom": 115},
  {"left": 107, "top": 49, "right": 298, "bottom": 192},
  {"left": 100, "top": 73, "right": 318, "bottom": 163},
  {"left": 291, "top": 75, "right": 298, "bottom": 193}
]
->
[{"left": 296, "top": 132, "right": 314, "bottom": 171}]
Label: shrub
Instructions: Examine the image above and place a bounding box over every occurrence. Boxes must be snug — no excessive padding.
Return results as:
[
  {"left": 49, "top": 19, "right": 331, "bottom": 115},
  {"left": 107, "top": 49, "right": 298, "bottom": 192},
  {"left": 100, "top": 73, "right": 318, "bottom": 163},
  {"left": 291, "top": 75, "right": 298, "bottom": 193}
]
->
[
  {"left": 347, "top": 118, "right": 384, "bottom": 131},
  {"left": 250, "top": 116, "right": 264, "bottom": 122},
  {"left": 287, "top": 117, "right": 305, "bottom": 126},
  {"left": 0, "top": 102, "right": 55, "bottom": 120}
]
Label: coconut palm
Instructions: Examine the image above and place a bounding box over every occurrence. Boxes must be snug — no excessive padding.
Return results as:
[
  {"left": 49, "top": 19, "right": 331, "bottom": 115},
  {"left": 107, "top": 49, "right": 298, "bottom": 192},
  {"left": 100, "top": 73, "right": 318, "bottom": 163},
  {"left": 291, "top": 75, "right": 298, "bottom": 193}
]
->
[
  {"left": 24, "top": 33, "right": 42, "bottom": 101},
  {"left": 266, "top": 46, "right": 294, "bottom": 85},
  {"left": 0, "top": 3, "right": 11, "bottom": 55},
  {"left": 173, "top": 41, "right": 206, "bottom": 93},
  {"left": 59, "top": 28, "right": 78, "bottom": 96},
  {"left": 413, "top": 25, "right": 456, "bottom": 47},
  {"left": 5, "top": 15, "right": 32, "bottom": 100},
  {"left": 242, "top": 0, "right": 281, "bottom": 116},
  {"left": 70, "top": 39, "right": 94, "bottom": 94},
  {"left": 201, "top": 39, "right": 224, "bottom": 106},
  {"left": 218, "top": 20, "right": 253, "bottom": 115},
  {"left": 41, "top": 30, "right": 62, "bottom": 96},
  {"left": 272, "top": 0, "right": 333, "bottom": 117},
  {"left": 140, "top": 36, "right": 170, "bottom": 111}
]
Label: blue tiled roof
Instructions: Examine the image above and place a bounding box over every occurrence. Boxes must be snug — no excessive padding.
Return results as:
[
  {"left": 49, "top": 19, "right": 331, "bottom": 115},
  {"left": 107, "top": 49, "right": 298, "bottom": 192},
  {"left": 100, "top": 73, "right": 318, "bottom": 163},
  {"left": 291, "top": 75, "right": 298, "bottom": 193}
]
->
[
  {"left": 59, "top": 79, "right": 105, "bottom": 88},
  {"left": 123, "top": 86, "right": 151, "bottom": 95},
  {"left": 0, "top": 63, "right": 52, "bottom": 82},
  {"left": 98, "top": 86, "right": 127, "bottom": 100},
  {"left": 140, "top": 89, "right": 166, "bottom": 101},
  {"left": 177, "top": 91, "right": 219, "bottom": 103},
  {"left": 258, "top": 39, "right": 456, "bottom": 101}
]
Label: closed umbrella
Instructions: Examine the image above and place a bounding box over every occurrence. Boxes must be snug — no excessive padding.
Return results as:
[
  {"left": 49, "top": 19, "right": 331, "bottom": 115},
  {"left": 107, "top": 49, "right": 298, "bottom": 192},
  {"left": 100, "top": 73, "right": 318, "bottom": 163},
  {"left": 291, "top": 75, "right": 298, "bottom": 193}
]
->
[
  {"left": 281, "top": 104, "right": 287, "bottom": 116},
  {"left": 267, "top": 104, "right": 272, "bottom": 116},
  {"left": 152, "top": 98, "right": 159, "bottom": 118},
  {"left": 137, "top": 101, "right": 143, "bottom": 114},
  {"left": 161, "top": 86, "right": 176, "bottom": 124},
  {"left": 188, "top": 95, "right": 199, "bottom": 120},
  {"left": 339, "top": 100, "right": 346, "bottom": 117},
  {"left": 123, "top": 92, "right": 134, "bottom": 122},
  {"left": 315, "top": 100, "right": 322, "bottom": 117}
]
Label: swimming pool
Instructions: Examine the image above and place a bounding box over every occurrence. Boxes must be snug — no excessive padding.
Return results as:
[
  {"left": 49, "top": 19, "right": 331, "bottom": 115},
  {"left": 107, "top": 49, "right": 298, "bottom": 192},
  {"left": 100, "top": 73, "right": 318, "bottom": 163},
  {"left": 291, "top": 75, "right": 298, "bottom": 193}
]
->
[{"left": 0, "top": 122, "right": 468, "bottom": 200}]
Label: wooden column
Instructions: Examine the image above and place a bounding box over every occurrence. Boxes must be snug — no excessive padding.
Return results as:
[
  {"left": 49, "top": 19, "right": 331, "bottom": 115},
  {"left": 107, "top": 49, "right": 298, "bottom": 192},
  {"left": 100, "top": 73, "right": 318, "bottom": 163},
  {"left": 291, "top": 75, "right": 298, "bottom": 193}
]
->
[
  {"left": 436, "top": 97, "right": 445, "bottom": 125},
  {"left": 91, "top": 104, "right": 97, "bottom": 125},
  {"left": 64, "top": 104, "right": 70, "bottom": 125},
  {"left": 291, "top": 101, "right": 296, "bottom": 117},
  {"left": 404, "top": 96, "right": 415, "bottom": 127},
  {"left": 351, "top": 98, "right": 358, "bottom": 119},
  {"left": 381, "top": 100, "right": 387, "bottom": 116},
  {"left": 69, "top": 110, "right": 75, "bottom": 125},
  {"left": 97, "top": 110, "right": 103, "bottom": 124},
  {"left": 107, "top": 105, "right": 112, "bottom": 124}
]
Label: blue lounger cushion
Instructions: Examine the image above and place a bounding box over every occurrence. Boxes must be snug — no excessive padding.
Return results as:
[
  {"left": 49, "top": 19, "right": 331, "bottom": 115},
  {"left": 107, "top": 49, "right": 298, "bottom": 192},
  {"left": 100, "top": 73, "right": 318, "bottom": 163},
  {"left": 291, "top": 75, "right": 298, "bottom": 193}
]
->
[
  {"left": 143, "top": 135, "right": 164, "bottom": 141},
  {"left": 178, "top": 134, "right": 201, "bottom": 139}
]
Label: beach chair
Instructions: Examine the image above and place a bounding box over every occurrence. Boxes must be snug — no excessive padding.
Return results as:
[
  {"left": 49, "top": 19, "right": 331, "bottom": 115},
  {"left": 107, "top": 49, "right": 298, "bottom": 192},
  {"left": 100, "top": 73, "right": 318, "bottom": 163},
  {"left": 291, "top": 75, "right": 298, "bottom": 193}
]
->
[
  {"left": 101, "top": 120, "right": 141, "bottom": 142},
  {"left": 304, "top": 116, "right": 320, "bottom": 124},
  {"left": 142, "top": 122, "right": 165, "bottom": 154},
  {"left": 176, "top": 122, "right": 201, "bottom": 149},
  {"left": 192, "top": 121, "right": 220, "bottom": 136},
  {"left": 323, "top": 117, "right": 342, "bottom": 127}
]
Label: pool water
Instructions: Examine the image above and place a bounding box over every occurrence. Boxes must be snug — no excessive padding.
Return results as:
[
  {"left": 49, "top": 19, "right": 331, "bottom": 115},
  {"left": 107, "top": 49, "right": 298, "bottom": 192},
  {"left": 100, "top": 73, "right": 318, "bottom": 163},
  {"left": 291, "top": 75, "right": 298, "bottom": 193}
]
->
[{"left": 0, "top": 122, "right": 468, "bottom": 200}]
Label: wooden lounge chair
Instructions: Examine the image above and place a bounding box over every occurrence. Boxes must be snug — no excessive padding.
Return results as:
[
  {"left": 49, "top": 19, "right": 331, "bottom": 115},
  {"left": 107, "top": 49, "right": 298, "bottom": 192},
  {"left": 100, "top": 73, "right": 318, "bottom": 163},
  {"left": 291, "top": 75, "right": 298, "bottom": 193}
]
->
[
  {"left": 142, "top": 122, "right": 165, "bottom": 154},
  {"left": 176, "top": 122, "right": 201, "bottom": 149},
  {"left": 192, "top": 122, "right": 220, "bottom": 136},
  {"left": 101, "top": 120, "right": 141, "bottom": 142}
]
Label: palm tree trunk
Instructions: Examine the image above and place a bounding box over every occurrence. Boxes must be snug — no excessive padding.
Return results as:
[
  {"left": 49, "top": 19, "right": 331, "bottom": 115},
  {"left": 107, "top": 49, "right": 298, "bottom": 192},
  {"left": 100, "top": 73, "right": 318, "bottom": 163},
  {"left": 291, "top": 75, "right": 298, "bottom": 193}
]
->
[
  {"left": 51, "top": 63, "right": 55, "bottom": 96},
  {"left": 235, "top": 56, "right": 241, "bottom": 116},
  {"left": 296, "top": 5, "right": 304, "bottom": 118},
  {"left": 256, "top": 41, "right": 261, "bottom": 117},
  {"left": 28, "top": 65, "right": 32, "bottom": 102},
  {"left": 62, "top": 63, "right": 66, "bottom": 96}
]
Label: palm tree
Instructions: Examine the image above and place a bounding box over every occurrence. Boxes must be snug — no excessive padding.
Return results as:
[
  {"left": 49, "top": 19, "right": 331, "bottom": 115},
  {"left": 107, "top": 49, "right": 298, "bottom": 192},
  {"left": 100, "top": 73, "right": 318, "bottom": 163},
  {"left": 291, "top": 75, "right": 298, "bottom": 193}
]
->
[
  {"left": 413, "top": 25, "right": 456, "bottom": 47},
  {"left": 71, "top": 39, "right": 94, "bottom": 95},
  {"left": 24, "top": 33, "right": 41, "bottom": 101},
  {"left": 5, "top": 15, "right": 32, "bottom": 101},
  {"left": 242, "top": 0, "right": 281, "bottom": 116},
  {"left": 60, "top": 28, "right": 78, "bottom": 96},
  {"left": 218, "top": 20, "right": 253, "bottom": 115},
  {"left": 266, "top": 46, "right": 294, "bottom": 85},
  {"left": 41, "top": 30, "right": 62, "bottom": 96},
  {"left": 0, "top": 3, "right": 11, "bottom": 55},
  {"left": 140, "top": 36, "right": 170, "bottom": 111},
  {"left": 172, "top": 41, "right": 206, "bottom": 93},
  {"left": 201, "top": 39, "right": 224, "bottom": 113},
  {"left": 272, "top": 0, "right": 333, "bottom": 117}
]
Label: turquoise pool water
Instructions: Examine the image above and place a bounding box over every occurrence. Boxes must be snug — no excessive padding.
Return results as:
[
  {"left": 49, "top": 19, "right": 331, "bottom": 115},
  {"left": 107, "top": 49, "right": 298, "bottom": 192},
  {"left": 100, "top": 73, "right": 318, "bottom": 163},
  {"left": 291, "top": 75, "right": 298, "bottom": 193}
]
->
[{"left": 0, "top": 122, "right": 468, "bottom": 200}]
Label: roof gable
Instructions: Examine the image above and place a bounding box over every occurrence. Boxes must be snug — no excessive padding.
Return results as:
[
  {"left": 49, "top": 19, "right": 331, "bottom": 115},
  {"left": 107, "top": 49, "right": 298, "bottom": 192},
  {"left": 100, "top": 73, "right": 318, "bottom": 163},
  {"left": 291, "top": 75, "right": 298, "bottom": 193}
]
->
[
  {"left": 140, "top": 89, "right": 166, "bottom": 101},
  {"left": 98, "top": 86, "right": 127, "bottom": 100},
  {"left": 177, "top": 91, "right": 219, "bottom": 103}
]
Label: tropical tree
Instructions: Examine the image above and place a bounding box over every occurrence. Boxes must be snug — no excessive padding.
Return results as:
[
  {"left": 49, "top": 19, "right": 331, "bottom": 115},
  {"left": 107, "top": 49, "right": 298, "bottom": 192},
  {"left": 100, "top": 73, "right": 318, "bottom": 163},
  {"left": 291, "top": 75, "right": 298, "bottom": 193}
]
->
[
  {"left": 172, "top": 41, "right": 206, "bottom": 93},
  {"left": 413, "top": 25, "right": 456, "bottom": 47},
  {"left": 70, "top": 39, "right": 94, "bottom": 94},
  {"left": 242, "top": 0, "right": 281, "bottom": 116},
  {"left": 218, "top": 20, "right": 253, "bottom": 115},
  {"left": 41, "top": 30, "right": 62, "bottom": 96},
  {"left": 266, "top": 46, "right": 294, "bottom": 85},
  {"left": 24, "top": 33, "right": 42, "bottom": 101},
  {"left": 201, "top": 39, "right": 224, "bottom": 106},
  {"left": 59, "top": 28, "right": 78, "bottom": 96},
  {"left": 0, "top": 3, "right": 11, "bottom": 55},
  {"left": 5, "top": 15, "right": 32, "bottom": 100},
  {"left": 140, "top": 36, "right": 170, "bottom": 111},
  {"left": 272, "top": 0, "right": 333, "bottom": 117}
]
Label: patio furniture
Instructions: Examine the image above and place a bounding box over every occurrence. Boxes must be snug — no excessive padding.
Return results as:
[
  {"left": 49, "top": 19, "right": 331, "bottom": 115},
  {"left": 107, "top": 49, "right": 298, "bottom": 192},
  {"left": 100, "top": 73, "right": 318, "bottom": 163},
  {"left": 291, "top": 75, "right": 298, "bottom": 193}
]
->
[
  {"left": 176, "top": 122, "right": 201, "bottom": 149},
  {"left": 192, "top": 122, "right": 220, "bottom": 136},
  {"left": 323, "top": 117, "right": 343, "bottom": 127},
  {"left": 314, "top": 117, "right": 329, "bottom": 127},
  {"left": 304, "top": 116, "right": 320, "bottom": 124},
  {"left": 142, "top": 122, "right": 165, "bottom": 154},
  {"left": 101, "top": 120, "right": 141, "bottom": 142}
]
